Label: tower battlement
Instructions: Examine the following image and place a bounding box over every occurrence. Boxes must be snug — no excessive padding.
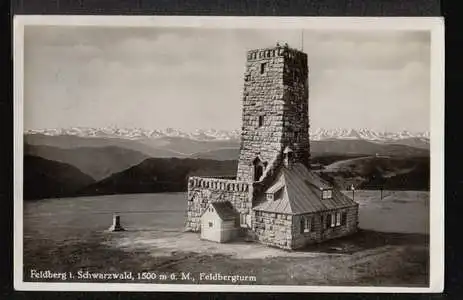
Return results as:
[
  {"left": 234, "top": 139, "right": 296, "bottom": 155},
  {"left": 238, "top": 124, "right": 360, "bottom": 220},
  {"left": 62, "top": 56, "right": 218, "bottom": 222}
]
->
[{"left": 246, "top": 44, "right": 308, "bottom": 62}]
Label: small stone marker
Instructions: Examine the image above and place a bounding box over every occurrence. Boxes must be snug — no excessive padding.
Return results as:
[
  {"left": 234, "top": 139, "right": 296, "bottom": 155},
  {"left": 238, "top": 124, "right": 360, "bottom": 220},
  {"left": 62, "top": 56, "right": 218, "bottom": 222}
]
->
[{"left": 108, "top": 213, "right": 125, "bottom": 232}]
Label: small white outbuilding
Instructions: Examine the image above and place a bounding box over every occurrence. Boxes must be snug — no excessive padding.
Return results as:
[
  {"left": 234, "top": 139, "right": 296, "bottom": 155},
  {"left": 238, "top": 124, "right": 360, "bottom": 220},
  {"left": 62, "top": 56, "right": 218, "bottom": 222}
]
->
[{"left": 200, "top": 201, "right": 239, "bottom": 243}]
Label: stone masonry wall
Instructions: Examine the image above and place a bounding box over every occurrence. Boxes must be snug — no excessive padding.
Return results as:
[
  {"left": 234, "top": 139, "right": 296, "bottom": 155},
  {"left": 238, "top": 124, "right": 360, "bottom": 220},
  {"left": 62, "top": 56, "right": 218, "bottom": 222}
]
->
[
  {"left": 282, "top": 49, "right": 310, "bottom": 168},
  {"left": 290, "top": 212, "right": 323, "bottom": 249},
  {"left": 236, "top": 45, "right": 310, "bottom": 182},
  {"left": 251, "top": 204, "right": 359, "bottom": 250},
  {"left": 320, "top": 205, "right": 359, "bottom": 242},
  {"left": 291, "top": 205, "right": 360, "bottom": 249},
  {"left": 185, "top": 176, "right": 253, "bottom": 232},
  {"left": 252, "top": 210, "right": 293, "bottom": 250},
  {"left": 236, "top": 46, "right": 286, "bottom": 182}
]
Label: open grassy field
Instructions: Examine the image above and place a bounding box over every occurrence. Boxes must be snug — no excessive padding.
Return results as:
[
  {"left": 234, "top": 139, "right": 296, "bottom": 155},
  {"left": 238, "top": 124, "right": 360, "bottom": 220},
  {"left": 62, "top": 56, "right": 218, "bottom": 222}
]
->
[{"left": 23, "top": 191, "right": 429, "bottom": 286}]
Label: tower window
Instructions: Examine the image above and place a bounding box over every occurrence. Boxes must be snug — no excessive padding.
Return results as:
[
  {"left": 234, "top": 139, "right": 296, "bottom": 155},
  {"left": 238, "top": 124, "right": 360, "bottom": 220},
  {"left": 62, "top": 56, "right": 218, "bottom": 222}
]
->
[
  {"left": 254, "top": 164, "right": 263, "bottom": 181},
  {"left": 260, "top": 63, "right": 267, "bottom": 74},
  {"left": 253, "top": 157, "right": 264, "bottom": 182},
  {"left": 258, "top": 115, "right": 264, "bottom": 127}
]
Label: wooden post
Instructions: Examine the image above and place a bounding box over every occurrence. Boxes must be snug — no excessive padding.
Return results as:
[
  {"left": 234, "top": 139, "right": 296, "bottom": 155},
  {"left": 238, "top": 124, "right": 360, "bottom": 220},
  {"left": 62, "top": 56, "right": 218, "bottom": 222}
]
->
[
  {"left": 380, "top": 187, "right": 383, "bottom": 200},
  {"left": 350, "top": 184, "right": 355, "bottom": 201},
  {"left": 109, "top": 213, "right": 125, "bottom": 232}
]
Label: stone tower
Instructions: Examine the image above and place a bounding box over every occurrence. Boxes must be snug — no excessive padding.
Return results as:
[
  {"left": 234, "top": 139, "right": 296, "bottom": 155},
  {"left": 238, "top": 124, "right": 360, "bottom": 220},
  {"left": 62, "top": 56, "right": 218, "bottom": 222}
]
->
[{"left": 236, "top": 43, "right": 310, "bottom": 182}]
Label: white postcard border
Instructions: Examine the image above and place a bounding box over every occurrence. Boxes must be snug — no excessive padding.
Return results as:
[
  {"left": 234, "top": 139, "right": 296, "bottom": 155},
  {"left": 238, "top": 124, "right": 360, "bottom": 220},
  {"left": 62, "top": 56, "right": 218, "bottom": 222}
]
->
[{"left": 13, "top": 15, "right": 445, "bottom": 293}]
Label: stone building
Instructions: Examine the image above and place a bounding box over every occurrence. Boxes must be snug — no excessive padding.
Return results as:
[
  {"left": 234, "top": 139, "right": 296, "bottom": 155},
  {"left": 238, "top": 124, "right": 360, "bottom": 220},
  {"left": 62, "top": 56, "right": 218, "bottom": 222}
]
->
[{"left": 185, "top": 43, "right": 359, "bottom": 250}]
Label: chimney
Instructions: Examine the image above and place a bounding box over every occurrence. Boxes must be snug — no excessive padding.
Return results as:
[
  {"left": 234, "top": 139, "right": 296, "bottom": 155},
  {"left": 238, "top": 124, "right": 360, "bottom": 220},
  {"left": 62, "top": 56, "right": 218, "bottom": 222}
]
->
[{"left": 283, "top": 146, "right": 294, "bottom": 168}]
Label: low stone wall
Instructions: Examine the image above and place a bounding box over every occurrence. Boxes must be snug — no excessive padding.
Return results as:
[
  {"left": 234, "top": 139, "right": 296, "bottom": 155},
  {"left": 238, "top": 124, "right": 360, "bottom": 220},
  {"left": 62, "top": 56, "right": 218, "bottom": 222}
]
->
[
  {"left": 252, "top": 210, "right": 293, "bottom": 250},
  {"left": 185, "top": 176, "right": 253, "bottom": 232}
]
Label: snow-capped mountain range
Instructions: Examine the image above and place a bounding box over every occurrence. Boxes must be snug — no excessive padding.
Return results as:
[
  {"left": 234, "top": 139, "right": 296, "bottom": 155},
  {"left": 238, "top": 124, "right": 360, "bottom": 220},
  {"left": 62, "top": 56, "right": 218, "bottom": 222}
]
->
[{"left": 24, "top": 127, "right": 430, "bottom": 143}]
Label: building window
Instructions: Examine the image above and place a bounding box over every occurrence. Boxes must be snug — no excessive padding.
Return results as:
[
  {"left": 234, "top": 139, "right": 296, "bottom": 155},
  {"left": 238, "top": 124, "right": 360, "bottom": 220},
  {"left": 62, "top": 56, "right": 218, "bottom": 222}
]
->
[
  {"left": 258, "top": 115, "right": 264, "bottom": 127},
  {"left": 301, "top": 217, "right": 312, "bottom": 233},
  {"left": 323, "top": 212, "right": 344, "bottom": 229},
  {"left": 240, "top": 214, "right": 247, "bottom": 227},
  {"left": 294, "top": 131, "right": 299, "bottom": 141},
  {"left": 260, "top": 62, "right": 267, "bottom": 74},
  {"left": 208, "top": 221, "right": 213, "bottom": 228},
  {"left": 325, "top": 214, "right": 332, "bottom": 229},
  {"left": 322, "top": 189, "right": 332, "bottom": 199},
  {"left": 266, "top": 193, "right": 273, "bottom": 201},
  {"left": 335, "top": 212, "right": 341, "bottom": 226}
]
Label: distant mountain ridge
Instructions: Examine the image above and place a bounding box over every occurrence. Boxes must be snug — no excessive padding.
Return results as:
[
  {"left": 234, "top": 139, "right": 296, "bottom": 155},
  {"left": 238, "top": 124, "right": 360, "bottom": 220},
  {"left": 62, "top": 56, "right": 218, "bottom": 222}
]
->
[
  {"left": 24, "top": 154, "right": 429, "bottom": 200},
  {"left": 25, "top": 127, "right": 430, "bottom": 144},
  {"left": 25, "top": 144, "right": 149, "bottom": 181}
]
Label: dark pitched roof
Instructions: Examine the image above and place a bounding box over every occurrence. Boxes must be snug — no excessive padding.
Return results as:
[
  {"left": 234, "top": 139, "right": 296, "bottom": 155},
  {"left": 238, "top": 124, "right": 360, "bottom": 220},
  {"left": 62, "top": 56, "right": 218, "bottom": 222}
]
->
[
  {"left": 208, "top": 201, "right": 239, "bottom": 221},
  {"left": 253, "top": 163, "right": 357, "bottom": 214}
]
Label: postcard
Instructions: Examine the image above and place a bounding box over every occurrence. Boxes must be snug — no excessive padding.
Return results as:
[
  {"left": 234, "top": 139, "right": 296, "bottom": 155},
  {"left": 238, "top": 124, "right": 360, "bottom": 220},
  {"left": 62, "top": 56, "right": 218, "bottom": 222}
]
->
[{"left": 13, "top": 15, "right": 444, "bottom": 293}]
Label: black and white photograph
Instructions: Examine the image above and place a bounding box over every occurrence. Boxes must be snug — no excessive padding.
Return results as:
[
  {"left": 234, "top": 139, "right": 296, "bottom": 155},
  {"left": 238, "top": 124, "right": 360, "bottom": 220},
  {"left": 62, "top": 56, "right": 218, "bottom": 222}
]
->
[{"left": 13, "top": 16, "right": 444, "bottom": 292}]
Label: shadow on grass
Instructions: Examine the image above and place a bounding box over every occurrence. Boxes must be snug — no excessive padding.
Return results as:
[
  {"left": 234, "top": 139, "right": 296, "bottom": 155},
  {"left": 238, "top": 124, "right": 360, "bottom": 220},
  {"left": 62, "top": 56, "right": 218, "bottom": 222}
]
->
[{"left": 299, "top": 229, "right": 429, "bottom": 255}]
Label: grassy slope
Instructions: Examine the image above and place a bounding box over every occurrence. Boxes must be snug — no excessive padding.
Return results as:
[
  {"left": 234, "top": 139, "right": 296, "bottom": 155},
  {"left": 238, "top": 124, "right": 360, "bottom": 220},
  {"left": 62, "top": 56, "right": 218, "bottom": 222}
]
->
[
  {"left": 78, "top": 158, "right": 238, "bottom": 196},
  {"left": 319, "top": 156, "right": 430, "bottom": 191},
  {"left": 24, "top": 155, "right": 96, "bottom": 200}
]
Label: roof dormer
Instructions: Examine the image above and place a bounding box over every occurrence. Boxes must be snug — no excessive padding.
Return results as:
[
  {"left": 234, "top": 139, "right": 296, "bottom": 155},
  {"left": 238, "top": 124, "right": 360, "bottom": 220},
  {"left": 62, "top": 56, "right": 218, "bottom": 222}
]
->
[{"left": 321, "top": 188, "right": 333, "bottom": 199}]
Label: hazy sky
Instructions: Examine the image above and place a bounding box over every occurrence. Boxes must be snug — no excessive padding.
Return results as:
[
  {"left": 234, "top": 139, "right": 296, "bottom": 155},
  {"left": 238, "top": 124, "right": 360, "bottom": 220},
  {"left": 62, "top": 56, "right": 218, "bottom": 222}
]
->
[{"left": 24, "top": 26, "right": 430, "bottom": 132}]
